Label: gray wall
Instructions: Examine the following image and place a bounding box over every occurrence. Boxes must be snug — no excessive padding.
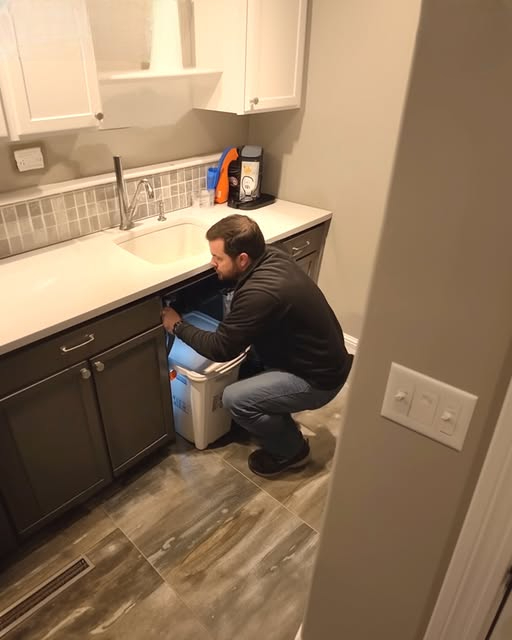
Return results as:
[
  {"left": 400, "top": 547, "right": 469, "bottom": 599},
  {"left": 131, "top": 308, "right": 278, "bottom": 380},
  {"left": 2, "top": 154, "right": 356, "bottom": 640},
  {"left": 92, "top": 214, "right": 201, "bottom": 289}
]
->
[
  {"left": 301, "top": 1, "right": 512, "bottom": 638},
  {"left": 249, "top": 0, "right": 422, "bottom": 338},
  {"left": 0, "top": 112, "right": 248, "bottom": 193}
]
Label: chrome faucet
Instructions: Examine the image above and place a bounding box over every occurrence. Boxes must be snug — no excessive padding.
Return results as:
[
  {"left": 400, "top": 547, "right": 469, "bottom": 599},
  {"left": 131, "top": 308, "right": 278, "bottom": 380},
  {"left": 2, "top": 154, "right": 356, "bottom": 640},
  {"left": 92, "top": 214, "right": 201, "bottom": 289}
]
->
[{"left": 113, "top": 155, "right": 155, "bottom": 230}]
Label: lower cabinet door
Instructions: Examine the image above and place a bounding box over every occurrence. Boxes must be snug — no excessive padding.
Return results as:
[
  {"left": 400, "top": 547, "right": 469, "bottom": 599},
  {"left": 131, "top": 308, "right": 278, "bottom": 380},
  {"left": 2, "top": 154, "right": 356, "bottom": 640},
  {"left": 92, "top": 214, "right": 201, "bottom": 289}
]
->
[
  {"left": 0, "top": 361, "right": 112, "bottom": 536},
  {"left": 295, "top": 251, "right": 320, "bottom": 282},
  {"left": 92, "top": 325, "right": 174, "bottom": 475},
  {"left": 0, "top": 498, "right": 18, "bottom": 557}
]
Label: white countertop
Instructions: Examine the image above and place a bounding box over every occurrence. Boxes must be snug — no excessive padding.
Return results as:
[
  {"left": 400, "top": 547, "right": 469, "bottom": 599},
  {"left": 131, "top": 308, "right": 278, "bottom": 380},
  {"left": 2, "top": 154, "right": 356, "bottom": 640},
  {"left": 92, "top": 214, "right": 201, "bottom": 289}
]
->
[{"left": 0, "top": 199, "right": 331, "bottom": 356}]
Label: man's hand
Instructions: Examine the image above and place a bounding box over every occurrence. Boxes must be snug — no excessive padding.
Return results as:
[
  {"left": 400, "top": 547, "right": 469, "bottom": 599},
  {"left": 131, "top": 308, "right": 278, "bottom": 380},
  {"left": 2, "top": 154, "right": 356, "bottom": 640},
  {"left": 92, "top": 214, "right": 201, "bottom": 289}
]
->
[{"left": 161, "top": 306, "right": 182, "bottom": 333}]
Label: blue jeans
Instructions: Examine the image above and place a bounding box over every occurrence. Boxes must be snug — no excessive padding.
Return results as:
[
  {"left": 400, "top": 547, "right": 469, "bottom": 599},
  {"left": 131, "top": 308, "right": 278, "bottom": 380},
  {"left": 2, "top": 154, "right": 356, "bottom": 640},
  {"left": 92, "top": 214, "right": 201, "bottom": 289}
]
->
[{"left": 222, "top": 370, "right": 342, "bottom": 459}]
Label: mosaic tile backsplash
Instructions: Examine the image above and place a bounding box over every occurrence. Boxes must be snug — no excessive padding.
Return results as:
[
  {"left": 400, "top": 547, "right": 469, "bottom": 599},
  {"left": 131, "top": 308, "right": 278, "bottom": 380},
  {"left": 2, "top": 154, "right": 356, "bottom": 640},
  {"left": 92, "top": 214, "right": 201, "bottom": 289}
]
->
[{"left": 0, "top": 162, "right": 216, "bottom": 260}]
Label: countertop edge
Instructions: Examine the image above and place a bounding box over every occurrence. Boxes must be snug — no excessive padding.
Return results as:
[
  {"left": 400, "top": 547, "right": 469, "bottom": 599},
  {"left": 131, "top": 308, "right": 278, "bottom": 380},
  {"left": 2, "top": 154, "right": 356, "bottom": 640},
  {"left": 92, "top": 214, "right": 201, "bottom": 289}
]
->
[{"left": 1, "top": 204, "right": 332, "bottom": 357}]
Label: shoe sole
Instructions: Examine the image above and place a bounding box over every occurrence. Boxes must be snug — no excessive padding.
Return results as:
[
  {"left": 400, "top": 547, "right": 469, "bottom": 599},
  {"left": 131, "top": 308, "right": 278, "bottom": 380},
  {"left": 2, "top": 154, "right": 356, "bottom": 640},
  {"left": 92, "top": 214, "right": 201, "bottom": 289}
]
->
[{"left": 249, "top": 452, "right": 311, "bottom": 478}]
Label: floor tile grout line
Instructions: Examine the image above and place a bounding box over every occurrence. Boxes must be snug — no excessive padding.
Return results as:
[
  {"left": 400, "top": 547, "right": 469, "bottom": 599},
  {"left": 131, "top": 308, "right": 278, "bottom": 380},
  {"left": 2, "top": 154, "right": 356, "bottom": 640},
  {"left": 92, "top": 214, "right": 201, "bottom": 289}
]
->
[
  {"left": 210, "top": 449, "right": 321, "bottom": 535},
  {"left": 100, "top": 510, "right": 215, "bottom": 640}
]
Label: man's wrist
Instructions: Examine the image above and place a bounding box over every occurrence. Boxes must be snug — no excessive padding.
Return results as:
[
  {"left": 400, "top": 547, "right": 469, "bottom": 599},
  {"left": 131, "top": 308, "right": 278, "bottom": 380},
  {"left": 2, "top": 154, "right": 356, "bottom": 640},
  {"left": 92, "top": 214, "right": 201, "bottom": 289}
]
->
[{"left": 172, "top": 320, "right": 184, "bottom": 335}]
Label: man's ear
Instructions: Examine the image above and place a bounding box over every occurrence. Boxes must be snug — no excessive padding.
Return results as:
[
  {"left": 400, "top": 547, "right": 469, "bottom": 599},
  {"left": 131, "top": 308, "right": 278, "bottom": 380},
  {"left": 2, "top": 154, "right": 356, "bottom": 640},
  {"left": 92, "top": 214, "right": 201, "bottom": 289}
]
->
[{"left": 237, "top": 252, "right": 251, "bottom": 270}]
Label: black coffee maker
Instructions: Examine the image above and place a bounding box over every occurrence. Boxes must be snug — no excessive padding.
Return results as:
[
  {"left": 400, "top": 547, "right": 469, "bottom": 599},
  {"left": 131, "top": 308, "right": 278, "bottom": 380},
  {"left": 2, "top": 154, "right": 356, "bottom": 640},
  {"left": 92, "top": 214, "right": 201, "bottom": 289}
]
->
[{"left": 228, "top": 145, "right": 275, "bottom": 210}]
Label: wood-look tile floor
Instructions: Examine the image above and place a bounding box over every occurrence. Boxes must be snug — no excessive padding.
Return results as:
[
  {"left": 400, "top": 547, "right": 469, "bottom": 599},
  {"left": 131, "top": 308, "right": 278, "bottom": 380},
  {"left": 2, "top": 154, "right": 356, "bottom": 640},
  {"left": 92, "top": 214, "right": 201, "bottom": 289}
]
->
[{"left": 0, "top": 387, "right": 350, "bottom": 640}]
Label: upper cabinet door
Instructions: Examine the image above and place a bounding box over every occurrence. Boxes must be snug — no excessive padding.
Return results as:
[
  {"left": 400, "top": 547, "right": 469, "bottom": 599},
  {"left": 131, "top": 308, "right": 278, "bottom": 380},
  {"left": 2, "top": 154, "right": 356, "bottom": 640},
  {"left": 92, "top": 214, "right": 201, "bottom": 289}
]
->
[
  {"left": 0, "top": 0, "right": 102, "bottom": 138},
  {"left": 244, "top": 0, "right": 307, "bottom": 113},
  {"left": 0, "top": 99, "right": 8, "bottom": 138}
]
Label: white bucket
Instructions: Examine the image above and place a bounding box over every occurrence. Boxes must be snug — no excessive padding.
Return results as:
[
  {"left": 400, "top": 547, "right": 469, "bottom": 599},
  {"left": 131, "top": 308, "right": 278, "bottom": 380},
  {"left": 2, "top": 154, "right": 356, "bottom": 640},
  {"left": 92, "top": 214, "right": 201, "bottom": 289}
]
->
[{"left": 168, "top": 311, "right": 246, "bottom": 449}]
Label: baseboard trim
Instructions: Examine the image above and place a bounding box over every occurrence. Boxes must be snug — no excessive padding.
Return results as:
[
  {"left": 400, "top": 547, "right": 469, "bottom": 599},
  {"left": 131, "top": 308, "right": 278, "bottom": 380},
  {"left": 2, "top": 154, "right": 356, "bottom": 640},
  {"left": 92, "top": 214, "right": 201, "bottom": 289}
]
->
[{"left": 345, "top": 334, "right": 359, "bottom": 354}]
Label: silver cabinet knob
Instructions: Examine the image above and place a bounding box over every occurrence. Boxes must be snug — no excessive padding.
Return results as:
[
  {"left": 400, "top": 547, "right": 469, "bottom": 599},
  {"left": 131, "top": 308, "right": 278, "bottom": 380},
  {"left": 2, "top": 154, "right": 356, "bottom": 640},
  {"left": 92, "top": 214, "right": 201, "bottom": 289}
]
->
[
  {"left": 250, "top": 97, "right": 259, "bottom": 106},
  {"left": 95, "top": 112, "right": 104, "bottom": 121},
  {"left": 80, "top": 368, "right": 91, "bottom": 379},
  {"left": 93, "top": 361, "right": 105, "bottom": 372}
]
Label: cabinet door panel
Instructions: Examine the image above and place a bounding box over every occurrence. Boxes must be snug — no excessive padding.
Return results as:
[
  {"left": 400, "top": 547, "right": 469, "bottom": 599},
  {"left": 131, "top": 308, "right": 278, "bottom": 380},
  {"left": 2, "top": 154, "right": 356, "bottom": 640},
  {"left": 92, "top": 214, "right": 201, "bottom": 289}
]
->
[
  {"left": 0, "top": 498, "right": 17, "bottom": 557},
  {"left": 295, "top": 253, "right": 318, "bottom": 282},
  {"left": 93, "top": 326, "right": 174, "bottom": 475},
  {"left": 245, "top": 0, "right": 307, "bottom": 112},
  {"left": 0, "top": 0, "right": 102, "bottom": 136},
  {"left": 0, "top": 98, "right": 7, "bottom": 138},
  {"left": 0, "top": 362, "right": 111, "bottom": 536}
]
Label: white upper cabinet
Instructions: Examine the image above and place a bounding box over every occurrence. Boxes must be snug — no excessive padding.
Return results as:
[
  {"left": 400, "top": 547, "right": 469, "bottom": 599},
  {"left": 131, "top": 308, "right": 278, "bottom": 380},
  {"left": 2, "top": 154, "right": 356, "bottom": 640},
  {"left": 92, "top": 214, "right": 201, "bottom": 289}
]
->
[
  {"left": 193, "top": 0, "right": 308, "bottom": 115},
  {"left": 0, "top": 99, "right": 8, "bottom": 138},
  {"left": 0, "top": 0, "right": 103, "bottom": 139}
]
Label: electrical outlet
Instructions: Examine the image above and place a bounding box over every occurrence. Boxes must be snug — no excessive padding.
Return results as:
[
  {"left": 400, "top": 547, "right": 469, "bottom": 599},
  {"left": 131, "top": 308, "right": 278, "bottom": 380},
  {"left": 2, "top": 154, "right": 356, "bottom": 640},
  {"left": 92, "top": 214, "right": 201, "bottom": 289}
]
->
[
  {"left": 14, "top": 147, "right": 44, "bottom": 172},
  {"left": 381, "top": 362, "right": 478, "bottom": 451}
]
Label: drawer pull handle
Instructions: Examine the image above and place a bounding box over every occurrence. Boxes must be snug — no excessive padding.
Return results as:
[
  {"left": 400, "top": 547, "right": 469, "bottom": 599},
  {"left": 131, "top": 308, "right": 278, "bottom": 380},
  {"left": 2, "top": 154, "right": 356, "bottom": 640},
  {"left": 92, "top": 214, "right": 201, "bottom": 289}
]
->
[
  {"left": 60, "top": 333, "right": 95, "bottom": 353},
  {"left": 291, "top": 240, "right": 311, "bottom": 257},
  {"left": 80, "top": 368, "right": 91, "bottom": 380},
  {"left": 93, "top": 361, "right": 105, "bottom": 372}
]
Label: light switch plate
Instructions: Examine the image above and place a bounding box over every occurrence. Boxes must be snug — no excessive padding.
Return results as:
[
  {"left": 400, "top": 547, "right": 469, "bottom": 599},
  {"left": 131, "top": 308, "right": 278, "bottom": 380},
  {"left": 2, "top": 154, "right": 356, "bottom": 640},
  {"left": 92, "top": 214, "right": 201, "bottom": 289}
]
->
[{"left": 381, "top": 362, "right": 478, "bottom": 451}]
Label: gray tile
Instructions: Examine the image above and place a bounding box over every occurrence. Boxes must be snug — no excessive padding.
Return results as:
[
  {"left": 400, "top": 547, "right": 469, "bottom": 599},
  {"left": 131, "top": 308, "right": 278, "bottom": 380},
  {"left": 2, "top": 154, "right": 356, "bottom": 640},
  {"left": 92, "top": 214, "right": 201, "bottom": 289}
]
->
[
  {"left": 55, "top": 210, "right": 67, "bottom": 226},
  {"left": 96, "top": 200, "right": 107, "bottom": 215},
  {"left": 171, "top": 184, "right": 179, "bottom": 197},
  {"left": 179, "top": 194, "right": 187, "bottom": 209},
  {"left": 75, "top": 206, "right": 86, "bottom": 220},
  {"left": 20, "top": 231, "right": 36, "bottom": 251},
  {"left": 99, "top": 213, "right": 110, "bottom": 229},
  {"left": 218, "top": 390, "right": 350, "bottom": 532},
  {"left": 90, "top": 215, "right": 99, "bottom": 231},
  {"left": 0, "top": 237, "right": 10, "bottom": 258},
  {"left": 164, "top": 197, "right": 172, "bottom": 211},
  {"left": 43, "top": 213, "right": 57, "bottom": 227},
  {"left": 6, "top": 220, "right": 20, "bottom": 236},
  {"left": 66, "top": 208, "right": 78, "bottom": 222},
  {"left": 85, "top": 190, "right": 95, "bottom": 204},
  {"left": 5, "top": 529, "right": 212, "bottom": 640},
  {"left": 3, "top": 206, "right": 16, "bottom": 223},
  {"left": 41, "top": 198, "right": 53, "bottom": 214},
  {"left": 50, "top": 195, "right": 65, "bottom": 213},
  {"left": 162, "top": 173, "right": 170, "bottom": 186},
  {"left": 105, "top": 184, "right": 115, "bottom": 199},
  {"left": 87, "top": 202, "right": 98, "bottom": 216},
  {"left": 176, "top": 169, "right": 185, "bottom": 182},
  {"left": 0, "top": 221, "right": 6, "bottom": 240},
  {"left": 153, "top": 174, "right": 161, "bottom": 188},
  {"left": 79, "top": 218, "right": 91, "bottom": 235},
  {"left": 64, "top": 193, "right": 75, "bottom": 209},
  {"left": 0, "top": 505, "right": 116, "bottom": 612},
  {"left": 95, "top": 186, "right": 107, "bottom": 201},
  {"left": 69, "top": 221, "right": 80, "bottom": 237},
  {"left": 171, "top": 196, "right": 180, "bottom": 211},
  {"left": 178, "top": 182, "right": 186, "bottom": 195},
  {"left": 47, "top": 227, "right": 59, "bottom": 244},
  {"left": 57, "top": 224, "right": 72, "bottom": 241},
  {"left": 104, "top": 447, "right": 316, "bottom": 640},
  {"left": 8, "top": 235, "right": 23, "bottom": 254},
  {"left": 34, "top": 229, "right": 48, "bottom": 246},
  {"left": 170, "top": 171, "right": 178, "bottom": 185},
  {"left": 16, "top": 203, "right": 28, "bottom": 218},
  {"left": 28, "top": 201, "right": 41, "bottom": 216},
  {"left": 74, "top": 191, "right": 86, "bottom": 206},
  {"left": 31, "top": 215, "right": 44, "bottom": 231},
  {"left": 185, "top": 167, "right": 193, "bottom": 180},
  {"left": 18, "top": 216, "right": 32, "bottom": 234}
]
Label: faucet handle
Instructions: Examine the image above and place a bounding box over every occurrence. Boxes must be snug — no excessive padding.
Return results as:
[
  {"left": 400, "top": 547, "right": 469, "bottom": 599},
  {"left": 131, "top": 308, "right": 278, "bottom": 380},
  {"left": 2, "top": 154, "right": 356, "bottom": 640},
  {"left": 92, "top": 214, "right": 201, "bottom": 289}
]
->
[{"left": 157, "top": 201, "right": 166, "bottom": 222}]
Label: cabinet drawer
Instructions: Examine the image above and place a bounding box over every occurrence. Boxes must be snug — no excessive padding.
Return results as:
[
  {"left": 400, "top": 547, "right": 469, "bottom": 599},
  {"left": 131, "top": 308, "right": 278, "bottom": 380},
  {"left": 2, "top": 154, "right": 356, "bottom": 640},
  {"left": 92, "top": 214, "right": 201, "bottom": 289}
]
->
[
  {"left": 0, "top": 296, "right": 162, "bottom": 398},
  {"left": 279, "top": 224, "right": 326, "bottom": 260}
]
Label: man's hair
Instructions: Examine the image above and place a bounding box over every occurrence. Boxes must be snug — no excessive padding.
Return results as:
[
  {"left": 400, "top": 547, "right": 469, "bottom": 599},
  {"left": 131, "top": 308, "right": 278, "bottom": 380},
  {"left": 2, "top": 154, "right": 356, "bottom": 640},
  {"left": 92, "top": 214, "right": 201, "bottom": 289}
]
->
[{"left": 206, "top": 214, "right": 266, "bottom": 260}]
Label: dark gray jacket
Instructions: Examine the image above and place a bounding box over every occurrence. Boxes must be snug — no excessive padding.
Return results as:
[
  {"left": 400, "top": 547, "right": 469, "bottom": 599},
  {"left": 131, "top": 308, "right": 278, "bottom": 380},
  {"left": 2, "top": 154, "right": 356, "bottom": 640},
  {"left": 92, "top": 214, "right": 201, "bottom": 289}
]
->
[{"left": 174, "top": 245, "right": 352, "bottom": 390}]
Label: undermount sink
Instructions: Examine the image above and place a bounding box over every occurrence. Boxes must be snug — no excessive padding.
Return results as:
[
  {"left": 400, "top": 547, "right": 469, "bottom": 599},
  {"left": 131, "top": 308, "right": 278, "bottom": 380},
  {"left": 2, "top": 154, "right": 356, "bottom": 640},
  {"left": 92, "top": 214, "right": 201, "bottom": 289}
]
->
[{"left": 116, "top": 221, "right": 208, "bottom": 265}]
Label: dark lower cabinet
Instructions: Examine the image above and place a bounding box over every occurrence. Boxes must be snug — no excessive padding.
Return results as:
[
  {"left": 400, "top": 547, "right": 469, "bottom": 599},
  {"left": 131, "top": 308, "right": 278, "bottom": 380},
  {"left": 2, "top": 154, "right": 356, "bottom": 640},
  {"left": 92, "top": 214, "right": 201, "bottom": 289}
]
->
[
  {"left": 0, "top": 361, "right": 112, "bottom": 536},
  {"left": 0, "top": 498, "right": 17, "bottom": 556},
  {"left": 296, "top": 252, "right": 320, "bottom": 281},
  {"left": 92, "top": 326, "right": 173, "bottom": 475}
]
